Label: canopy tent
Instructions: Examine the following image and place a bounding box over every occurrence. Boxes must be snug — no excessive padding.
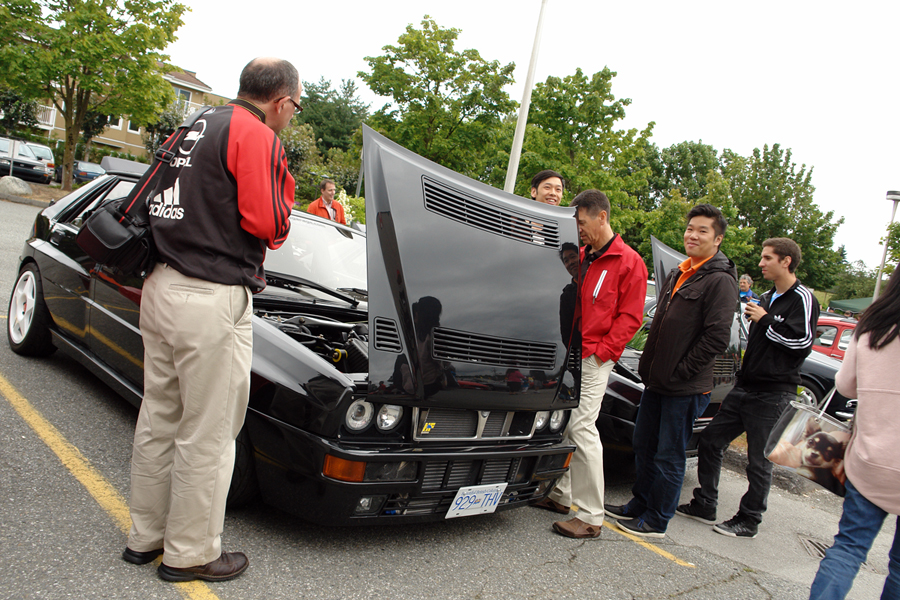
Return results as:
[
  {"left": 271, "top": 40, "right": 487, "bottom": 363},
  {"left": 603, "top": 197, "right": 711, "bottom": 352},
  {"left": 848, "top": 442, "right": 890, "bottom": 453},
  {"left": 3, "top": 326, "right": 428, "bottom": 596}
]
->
[{"left": 828, "top": 296, "right": 872, "bottom": 314}]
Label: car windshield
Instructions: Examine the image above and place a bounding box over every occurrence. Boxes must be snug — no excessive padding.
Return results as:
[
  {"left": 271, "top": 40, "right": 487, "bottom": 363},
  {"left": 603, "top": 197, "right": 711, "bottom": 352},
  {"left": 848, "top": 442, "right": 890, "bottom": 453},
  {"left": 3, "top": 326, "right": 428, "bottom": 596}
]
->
[
  {"left": 265, "top": 213, "right": 367, "bottom": 293},
  {"left": 29, "top": 146, "right": 53, "bottom": 161}
]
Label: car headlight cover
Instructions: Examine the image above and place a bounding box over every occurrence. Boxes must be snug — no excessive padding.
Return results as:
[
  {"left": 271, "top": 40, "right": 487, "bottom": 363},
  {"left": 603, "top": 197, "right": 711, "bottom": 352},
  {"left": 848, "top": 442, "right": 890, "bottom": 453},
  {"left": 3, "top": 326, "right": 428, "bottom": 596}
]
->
[
  {"left": 534, "top": 411, "right": 550, "bottom": 430},
  {"left": 376, "top": 404, "right": 404, "bottom": 431},
  {"left": 549, "top": 410, "right": 566, "bottom": 432},
  {"left": 345, "top": 399, "right": 374, "bottom": 431}
]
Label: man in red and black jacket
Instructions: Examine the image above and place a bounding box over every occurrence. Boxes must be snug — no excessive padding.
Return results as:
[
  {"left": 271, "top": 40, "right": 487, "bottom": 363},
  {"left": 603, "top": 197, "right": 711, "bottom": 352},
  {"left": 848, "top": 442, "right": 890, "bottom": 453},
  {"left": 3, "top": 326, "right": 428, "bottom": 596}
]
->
[
  {"left": 124, "top": 57, "right": 299, "bottom": 583},
  {"left": 534, "top": 190, "right": 648, "bottom": 539}
]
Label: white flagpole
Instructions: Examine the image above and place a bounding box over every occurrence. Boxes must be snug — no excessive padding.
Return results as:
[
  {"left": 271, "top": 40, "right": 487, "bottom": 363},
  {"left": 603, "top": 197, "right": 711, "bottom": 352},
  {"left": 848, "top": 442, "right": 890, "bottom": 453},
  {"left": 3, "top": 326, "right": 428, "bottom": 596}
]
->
[{"left": 504, "top": 0, "right": 549, "bottom": 194}]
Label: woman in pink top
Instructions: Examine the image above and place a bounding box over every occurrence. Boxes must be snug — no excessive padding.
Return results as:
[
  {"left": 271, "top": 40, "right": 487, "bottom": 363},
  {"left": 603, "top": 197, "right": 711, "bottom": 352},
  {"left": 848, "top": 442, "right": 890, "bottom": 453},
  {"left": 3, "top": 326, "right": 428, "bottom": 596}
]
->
[{"left": 809, "top": 263, "right": 900, "bottom": 600}]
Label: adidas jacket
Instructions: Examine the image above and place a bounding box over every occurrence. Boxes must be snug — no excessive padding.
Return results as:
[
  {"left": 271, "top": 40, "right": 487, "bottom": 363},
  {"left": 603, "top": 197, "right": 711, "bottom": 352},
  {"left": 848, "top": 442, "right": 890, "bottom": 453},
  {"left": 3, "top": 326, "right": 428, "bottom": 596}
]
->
[
  {"left": 737, "top": 279, "right": 819, "bottom": 393},
  {"left": 149, "top": 100, "right": 294, "bottom": 292}
]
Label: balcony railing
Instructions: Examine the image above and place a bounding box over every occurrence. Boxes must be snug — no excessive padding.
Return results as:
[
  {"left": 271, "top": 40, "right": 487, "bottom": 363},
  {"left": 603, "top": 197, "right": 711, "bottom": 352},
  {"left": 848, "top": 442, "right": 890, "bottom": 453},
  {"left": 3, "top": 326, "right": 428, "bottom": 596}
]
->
[{"left": 35, "top": 105, "right": 56, "bottom": 128}]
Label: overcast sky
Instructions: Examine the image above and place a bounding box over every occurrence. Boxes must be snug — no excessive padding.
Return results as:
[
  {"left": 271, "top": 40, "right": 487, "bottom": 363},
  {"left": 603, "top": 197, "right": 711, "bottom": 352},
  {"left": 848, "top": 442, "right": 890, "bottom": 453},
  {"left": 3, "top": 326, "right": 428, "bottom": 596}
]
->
[{"left": 166, "top": 0, "right": 900, "bottom": 272}]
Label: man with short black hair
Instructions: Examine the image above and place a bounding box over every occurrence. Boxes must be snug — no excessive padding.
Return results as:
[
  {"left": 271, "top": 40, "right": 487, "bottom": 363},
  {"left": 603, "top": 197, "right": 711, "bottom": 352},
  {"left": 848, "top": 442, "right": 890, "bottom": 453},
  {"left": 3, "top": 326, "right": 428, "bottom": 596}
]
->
[
  {"left": 606, "top": 203, "right": 739, "bottom": 538},
  {"left": 677, "top": 237, "right": 818, "bottom": 538},
  {"left": 533, "top": 189, "right": 647, "bottom": 539},
  {"left": 124, "top": 57, "right": 298, "bottom": 582},
  {"left": 530, "top": 169, "right": 564, "bottom": 206},
  {"left": 307, "top": 178, "right": 346, "bottom": 225}
]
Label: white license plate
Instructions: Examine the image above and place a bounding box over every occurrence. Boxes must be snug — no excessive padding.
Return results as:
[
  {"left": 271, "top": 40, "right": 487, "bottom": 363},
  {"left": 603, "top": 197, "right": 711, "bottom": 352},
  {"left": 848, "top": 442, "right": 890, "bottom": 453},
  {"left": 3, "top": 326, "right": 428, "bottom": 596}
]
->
[{"left": 445, "top": 483, "right": 508, "bottom": 519}]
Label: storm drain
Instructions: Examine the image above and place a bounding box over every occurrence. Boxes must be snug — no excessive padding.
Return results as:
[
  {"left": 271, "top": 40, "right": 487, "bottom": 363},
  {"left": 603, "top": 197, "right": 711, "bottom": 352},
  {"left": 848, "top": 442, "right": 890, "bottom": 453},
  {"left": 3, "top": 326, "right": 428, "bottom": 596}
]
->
[{"left": 800, "top": 536, "right": 873, "bottom": 572}]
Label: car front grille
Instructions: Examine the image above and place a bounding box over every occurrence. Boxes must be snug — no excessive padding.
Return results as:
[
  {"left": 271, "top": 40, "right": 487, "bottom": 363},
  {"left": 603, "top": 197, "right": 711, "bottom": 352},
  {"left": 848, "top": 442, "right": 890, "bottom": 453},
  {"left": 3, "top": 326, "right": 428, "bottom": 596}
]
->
[{"left": 412, "top": 407, "right": 535, "bottom": 441}]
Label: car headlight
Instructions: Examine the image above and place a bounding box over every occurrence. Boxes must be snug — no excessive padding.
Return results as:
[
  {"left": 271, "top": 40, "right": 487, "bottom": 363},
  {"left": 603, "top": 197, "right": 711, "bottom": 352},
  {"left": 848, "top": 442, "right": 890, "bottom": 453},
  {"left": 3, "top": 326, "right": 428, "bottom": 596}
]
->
[
  {"left": 376, "top": 404, "right": 404, "bottom": 431},
  {"left": 345, "top": 399, "right": 374, "bottom": 431},
  {"left": 534, "top": 411, "right": 550, "bottom": 430},
  {"left": 549, "top": 410, "right": 566, "bottom": 432}
]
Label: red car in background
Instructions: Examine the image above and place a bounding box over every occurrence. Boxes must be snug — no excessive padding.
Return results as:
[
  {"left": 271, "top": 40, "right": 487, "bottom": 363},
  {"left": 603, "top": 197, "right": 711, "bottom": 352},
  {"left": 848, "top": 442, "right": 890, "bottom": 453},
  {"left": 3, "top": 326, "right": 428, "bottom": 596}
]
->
[{"left": 812, "top": 315, "right": 857, "bottom": 360}]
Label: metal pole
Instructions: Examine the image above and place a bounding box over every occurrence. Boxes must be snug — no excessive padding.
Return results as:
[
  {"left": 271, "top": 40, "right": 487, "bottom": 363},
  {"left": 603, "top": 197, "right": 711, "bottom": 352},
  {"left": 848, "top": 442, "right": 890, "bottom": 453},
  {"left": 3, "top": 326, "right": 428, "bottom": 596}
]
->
[
  {"left": 873, "top": 190, "right": 900, "bottom": 300},
  {"left": 504, "top": 0, "right": 549, "bottom": 194}
]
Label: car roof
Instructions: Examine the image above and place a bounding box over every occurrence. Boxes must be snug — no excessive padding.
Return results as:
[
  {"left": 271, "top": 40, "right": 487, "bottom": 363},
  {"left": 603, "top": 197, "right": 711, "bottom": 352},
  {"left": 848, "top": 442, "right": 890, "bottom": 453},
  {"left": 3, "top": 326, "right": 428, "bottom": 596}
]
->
[{"left": 818, "top": 315, "right": 857, "bottom": 325}]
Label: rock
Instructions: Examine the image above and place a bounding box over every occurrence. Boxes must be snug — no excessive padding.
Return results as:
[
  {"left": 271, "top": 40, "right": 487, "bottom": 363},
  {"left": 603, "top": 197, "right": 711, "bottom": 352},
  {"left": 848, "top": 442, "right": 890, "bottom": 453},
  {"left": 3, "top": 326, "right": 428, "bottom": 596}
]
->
[{"left": 0, "top": 176, "right": 33, "bottom": 197}]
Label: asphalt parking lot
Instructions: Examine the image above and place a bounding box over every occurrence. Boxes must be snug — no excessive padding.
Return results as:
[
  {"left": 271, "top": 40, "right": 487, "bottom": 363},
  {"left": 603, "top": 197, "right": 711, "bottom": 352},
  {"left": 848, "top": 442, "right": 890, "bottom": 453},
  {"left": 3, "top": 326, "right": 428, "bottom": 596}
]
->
[{"left": 0, "top": 196, "right": 894, "bottom": 600}]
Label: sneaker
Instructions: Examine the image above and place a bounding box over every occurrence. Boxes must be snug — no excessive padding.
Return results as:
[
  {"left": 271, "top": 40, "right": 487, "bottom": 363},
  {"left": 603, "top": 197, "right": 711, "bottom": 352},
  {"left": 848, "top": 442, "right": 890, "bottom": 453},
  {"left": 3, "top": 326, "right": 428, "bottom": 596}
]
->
[
  {"left": 615, "top": 517, "right": 665, "bottom": 539},
  {"left": 713, "top": 514, "right": 759, "bottom": 538},
  {"left": 676, "top": 501, "right": 717, "bottom": 524},
  {"left": 603, "top": 503, "right": 634, "bottom": 520}
]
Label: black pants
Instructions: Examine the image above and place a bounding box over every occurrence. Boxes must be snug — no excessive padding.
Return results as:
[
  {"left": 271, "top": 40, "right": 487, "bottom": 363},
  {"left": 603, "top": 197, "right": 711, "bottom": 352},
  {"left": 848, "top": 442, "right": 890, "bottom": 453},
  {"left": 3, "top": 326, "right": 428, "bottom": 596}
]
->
[{"left": 691, "top": 387, "right": 794, "bottom": 525}]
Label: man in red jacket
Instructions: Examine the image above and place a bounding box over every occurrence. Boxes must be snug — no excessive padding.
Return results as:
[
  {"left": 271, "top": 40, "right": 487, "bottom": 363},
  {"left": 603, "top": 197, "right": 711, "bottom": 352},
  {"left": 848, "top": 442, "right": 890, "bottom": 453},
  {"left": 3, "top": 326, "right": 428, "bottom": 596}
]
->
[
  {"left": 533, "top": 190, "right": 647, "bottom": 538},
  {"left": 306, "top": 179, "right": 346, "bottom": 224}
]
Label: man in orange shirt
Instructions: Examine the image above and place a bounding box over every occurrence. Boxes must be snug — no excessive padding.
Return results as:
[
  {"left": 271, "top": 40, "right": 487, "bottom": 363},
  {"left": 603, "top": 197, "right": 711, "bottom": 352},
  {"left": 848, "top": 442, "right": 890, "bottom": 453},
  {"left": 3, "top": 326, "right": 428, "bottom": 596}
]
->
[
  {"left": 605, "top": 203, "right": 739, "bottom": 538},
  {"left": 306, "top": 179, "right": 346, "bottom": 224}
]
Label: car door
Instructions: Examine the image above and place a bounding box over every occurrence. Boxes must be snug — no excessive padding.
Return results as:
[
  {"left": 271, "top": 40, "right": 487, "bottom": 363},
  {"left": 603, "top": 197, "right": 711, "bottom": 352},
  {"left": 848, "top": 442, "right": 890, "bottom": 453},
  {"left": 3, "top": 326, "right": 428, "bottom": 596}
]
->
[{"left": 813, "top": 324, "right": 838, "bottom": 358}]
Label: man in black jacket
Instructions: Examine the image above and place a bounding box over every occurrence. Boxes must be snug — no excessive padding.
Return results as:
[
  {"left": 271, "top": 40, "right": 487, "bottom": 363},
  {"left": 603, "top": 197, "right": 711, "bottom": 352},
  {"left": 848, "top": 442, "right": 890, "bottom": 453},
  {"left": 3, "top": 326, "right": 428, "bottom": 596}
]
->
[
  {"left": 677, "top": 237, "right": 819, "bottom": 538},
  {"left": 605, "top": 204, "right": 739, "bottom": 538}
]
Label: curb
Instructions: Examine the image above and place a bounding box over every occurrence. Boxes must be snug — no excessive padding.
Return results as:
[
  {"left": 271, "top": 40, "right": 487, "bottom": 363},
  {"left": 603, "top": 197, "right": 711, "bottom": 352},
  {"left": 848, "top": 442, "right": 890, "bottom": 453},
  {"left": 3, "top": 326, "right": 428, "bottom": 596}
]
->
[{"left": 0, "top": 192, "right": 52, "bottom": 209}]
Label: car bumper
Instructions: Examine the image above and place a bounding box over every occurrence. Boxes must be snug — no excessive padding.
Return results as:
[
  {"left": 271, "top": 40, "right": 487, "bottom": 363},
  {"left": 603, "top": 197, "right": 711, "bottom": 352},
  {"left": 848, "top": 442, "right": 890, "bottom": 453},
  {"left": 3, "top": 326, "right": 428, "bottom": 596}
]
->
[{"left": 247, "top": 410, "right": 575, "bottom": 525}]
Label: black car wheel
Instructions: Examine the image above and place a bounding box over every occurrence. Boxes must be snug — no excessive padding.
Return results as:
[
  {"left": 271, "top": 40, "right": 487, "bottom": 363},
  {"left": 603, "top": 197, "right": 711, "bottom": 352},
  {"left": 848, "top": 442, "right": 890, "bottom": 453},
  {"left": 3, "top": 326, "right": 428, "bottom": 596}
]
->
[
  {"left": 8, "top": 263, "right": 56, "bottom": 357},
  {"left": 796, "top": 377, "right": 824, "bottom": 408},
  {"left": 226, "top": 426, "right": 259, "bottom": 507}
]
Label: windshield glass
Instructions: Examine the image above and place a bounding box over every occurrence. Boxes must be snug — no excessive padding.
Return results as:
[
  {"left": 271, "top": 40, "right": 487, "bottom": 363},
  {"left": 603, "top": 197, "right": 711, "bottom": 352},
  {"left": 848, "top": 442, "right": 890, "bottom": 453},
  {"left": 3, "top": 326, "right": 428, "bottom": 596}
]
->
[
  {"left": 265, "top": 213, "right": 366, "bottom": 292},
  {"left": 29, "top": 145, "right": 53, "bottom": 161},
  {"left": 77, "top": 162, "right": 105, "bottom": 174}
]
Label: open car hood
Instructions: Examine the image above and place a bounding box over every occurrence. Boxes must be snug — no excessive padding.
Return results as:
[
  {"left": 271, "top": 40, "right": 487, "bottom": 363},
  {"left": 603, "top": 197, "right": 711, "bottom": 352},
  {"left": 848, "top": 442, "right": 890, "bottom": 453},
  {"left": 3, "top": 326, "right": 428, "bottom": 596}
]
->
[{"left": 363, "top": 126, "right": 579, "bottom": 409}]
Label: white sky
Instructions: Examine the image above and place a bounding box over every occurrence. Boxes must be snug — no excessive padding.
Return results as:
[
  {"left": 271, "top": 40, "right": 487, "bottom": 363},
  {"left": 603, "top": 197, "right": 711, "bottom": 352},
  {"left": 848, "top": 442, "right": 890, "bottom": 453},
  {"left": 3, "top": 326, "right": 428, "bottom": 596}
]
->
[{"left": 166, "top": 0, "right": 900, "bottom": 271}]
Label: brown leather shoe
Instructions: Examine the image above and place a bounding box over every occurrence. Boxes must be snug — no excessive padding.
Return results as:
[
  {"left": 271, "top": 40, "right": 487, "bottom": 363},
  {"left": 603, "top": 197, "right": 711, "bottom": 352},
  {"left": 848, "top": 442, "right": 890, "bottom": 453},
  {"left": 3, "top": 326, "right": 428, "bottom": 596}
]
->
[
  {"left": 157, "top": 552, "right": 249, "bottom": 582},
  {"left": 532, "top": 497, "right": 570, "bottom": 515},
  {"left": 552, "top": 517, "right": 603, "bottom": 539}
]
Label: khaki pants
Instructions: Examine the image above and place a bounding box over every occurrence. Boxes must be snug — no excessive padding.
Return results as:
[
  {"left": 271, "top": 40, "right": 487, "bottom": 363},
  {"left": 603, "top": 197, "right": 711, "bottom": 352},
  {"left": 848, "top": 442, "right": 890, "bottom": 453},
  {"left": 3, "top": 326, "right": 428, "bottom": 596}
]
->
[
  {"left": 127, "top": 264, "right": 253, "bottom": 568},
  {"left": 549, "top": 355, "right": 614, "bottom": 526}
]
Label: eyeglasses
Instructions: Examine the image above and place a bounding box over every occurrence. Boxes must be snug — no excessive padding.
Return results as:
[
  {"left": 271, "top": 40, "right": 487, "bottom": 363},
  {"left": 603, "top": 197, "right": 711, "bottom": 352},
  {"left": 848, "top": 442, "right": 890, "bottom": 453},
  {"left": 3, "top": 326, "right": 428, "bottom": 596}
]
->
[{"left": 283, "top": 96, "right": 303, "bottom": 114}]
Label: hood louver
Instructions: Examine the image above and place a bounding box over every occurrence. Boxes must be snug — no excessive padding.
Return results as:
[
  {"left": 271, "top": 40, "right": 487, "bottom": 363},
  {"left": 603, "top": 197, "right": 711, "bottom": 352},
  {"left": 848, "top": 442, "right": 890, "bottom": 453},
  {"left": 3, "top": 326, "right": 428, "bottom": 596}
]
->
[
  {"left": 433, "top": 327, "right": 556, "bottom": 371},
  {"left": 374, "top": 317, "right": 402, "bottom": 353},
  {"left": 422, "top": 177, "right": 561, "bottom": 249}
]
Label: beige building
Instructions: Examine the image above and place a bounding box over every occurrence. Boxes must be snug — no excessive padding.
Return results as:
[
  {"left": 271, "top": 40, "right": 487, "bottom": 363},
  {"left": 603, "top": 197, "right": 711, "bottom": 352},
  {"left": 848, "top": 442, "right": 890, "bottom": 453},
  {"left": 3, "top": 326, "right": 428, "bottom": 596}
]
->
[{"left": 33, "top": 68, "right": 230, "bottom": 159}]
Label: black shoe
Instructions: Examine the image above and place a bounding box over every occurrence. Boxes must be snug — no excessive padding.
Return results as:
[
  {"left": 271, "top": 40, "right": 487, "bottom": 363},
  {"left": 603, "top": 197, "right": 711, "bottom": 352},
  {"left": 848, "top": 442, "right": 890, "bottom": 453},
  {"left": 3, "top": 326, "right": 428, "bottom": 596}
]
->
[
  {"left": 122, "top": 547, "right": 163, "bottom": 565},
  {"left": 615, "top": 517, "right": 665, "bottom": 539},
  {"left": 676, "top": 501, "right": 717, "bottom": 524},
  {"left": 713, "top": 514, "right": 759, "bottom": 538},
  {"left": 603, "top": 503, "right": 634, "bottom": 520},
  {"left": 158, "top": 552, "right": 249, "bottom": 582}
]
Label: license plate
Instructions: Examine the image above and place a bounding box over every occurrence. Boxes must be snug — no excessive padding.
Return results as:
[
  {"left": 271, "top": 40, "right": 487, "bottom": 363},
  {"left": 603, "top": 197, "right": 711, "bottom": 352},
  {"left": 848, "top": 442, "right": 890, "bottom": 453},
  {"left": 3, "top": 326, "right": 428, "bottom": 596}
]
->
[{"left": 445, "top": 483, "right": 508, "bottom": 519}]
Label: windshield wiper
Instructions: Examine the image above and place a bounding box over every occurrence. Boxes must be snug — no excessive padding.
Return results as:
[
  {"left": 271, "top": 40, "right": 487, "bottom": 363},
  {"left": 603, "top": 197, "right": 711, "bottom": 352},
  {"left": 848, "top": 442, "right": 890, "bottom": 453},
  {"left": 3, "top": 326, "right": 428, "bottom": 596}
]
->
[
  {"left": 337, "top": 287, "right": 368, "bottom": 298},
  {"left": 265, "top": 273, "right": 359, "bottom": 308}
]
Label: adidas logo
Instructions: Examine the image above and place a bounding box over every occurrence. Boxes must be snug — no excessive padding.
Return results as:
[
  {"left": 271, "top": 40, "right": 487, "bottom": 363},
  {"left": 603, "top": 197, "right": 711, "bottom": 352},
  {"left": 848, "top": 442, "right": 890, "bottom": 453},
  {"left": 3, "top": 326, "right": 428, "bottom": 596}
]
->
[{"left": 149, "top": 179, "right": 184, "bottom": 220}]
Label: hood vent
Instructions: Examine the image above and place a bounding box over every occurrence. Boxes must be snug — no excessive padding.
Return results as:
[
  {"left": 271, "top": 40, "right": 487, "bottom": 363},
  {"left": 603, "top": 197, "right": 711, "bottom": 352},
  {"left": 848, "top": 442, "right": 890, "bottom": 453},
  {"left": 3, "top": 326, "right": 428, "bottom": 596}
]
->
[
  {"left": 374, "top": 317, "right": 402, "bottom": 353},
  {"left": 433, "top": 327, "right": 556, "bottom": 370},
  {"left": 422, "top": 177, "right": 561, "bottom": 249}
]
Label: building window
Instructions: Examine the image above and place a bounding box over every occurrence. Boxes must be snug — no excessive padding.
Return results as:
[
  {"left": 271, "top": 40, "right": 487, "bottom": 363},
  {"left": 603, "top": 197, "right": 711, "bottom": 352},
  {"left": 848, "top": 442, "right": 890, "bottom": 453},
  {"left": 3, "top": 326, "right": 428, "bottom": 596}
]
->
[
  {"left": 127, "top": 120, "right": 141, "bottom": 133},
  {"left": 108, "top": 117, "right": 122, "bottom": 130}
]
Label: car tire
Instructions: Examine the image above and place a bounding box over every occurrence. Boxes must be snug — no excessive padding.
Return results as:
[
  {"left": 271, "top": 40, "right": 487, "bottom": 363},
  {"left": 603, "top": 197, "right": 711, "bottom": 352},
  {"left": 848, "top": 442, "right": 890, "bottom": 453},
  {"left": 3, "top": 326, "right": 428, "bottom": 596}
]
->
[
  {"left": 8, "top": 263, "right": 56, "bottom": 357},
  {"left": 226, "top": 426, "right": 259, "bottom": 507},
  {"left": 796, "top": 377, "right": 824, "bottom": 408}
]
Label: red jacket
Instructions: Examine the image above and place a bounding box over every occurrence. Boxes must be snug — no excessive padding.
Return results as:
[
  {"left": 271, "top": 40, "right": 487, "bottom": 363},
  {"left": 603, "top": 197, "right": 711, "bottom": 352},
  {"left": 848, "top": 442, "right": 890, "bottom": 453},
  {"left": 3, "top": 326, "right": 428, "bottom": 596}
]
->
[
  {"left": 579, "top": 235, "right": 648, "bottom": 363},
  {"left": 307, "top": 197, "right": 346, "bottom": 225}
]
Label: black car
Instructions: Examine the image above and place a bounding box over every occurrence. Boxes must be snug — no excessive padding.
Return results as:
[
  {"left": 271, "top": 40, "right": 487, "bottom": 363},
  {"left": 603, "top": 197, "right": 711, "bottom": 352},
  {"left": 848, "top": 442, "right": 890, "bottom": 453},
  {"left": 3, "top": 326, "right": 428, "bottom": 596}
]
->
[{"left": 8, "top": 131, "right": 580, "bottom": 526}]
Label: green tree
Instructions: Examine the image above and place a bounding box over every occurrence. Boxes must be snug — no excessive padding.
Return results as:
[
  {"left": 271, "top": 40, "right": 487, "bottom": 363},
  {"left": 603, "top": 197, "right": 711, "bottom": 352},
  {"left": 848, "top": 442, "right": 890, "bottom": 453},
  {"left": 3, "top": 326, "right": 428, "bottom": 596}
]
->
[
  {"left": 724, "top": 144, "right": 843, "bottom": 290},
  {"left": 640, "top": 140, "right": 721, "bottom": 208},
  {"left": 831, "top": 260, "right": 875, "bottom": 300},
  {"left": 0, "top": 0, "right": 186, "bottom": 189},
  {"left": 296, "top": 77, "right": 369, "bottom": 155},
  {"left": 142, "top": 101, "right": 186, "bottom": 155},
  {"left": 79, "top": 110, "right": 108, "bottom": 162},
  {"left": 359, "top": 16, "right": 516, "bottom": 179},
  {"left": 878, "top": 221, "right": 900, "bottom": 278},
  {"left": 0, "top": 88, "right": 38, "bottom": 135},
  {"left": 279, "top": 122, "right": 324, "bottom": 203}
]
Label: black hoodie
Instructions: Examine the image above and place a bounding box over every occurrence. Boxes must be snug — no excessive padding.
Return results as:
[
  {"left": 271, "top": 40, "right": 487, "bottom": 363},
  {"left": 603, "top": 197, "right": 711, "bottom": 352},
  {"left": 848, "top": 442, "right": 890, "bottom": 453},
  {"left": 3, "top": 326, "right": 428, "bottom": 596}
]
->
[{"left": 639, "top": 250, "right": 739, "bottom": 396}]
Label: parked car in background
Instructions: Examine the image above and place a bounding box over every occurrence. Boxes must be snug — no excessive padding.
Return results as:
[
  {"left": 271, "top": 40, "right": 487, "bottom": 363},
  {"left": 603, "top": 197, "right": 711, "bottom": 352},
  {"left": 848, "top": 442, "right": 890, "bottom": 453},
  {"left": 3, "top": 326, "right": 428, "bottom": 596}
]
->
[
  {"left": 812, "top": 315, "right": 857, "bottom": 360},
  {"left": 55, "top": 160, "right": 105, "bottom": 184},
  {"left": 24, "top": 142, "right": 55, "bottom": 183},
  {"left": 8, "top": 132, "right": 581, "bottom": 526},
  {"left": 0, "top": 137, "right": 51, "bottom": 184}
]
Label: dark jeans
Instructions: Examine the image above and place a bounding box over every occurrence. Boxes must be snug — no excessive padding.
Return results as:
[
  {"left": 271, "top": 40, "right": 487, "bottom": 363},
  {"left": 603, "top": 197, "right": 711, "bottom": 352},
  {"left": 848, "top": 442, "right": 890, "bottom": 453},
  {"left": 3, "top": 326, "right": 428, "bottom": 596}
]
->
[
  {"left": 692, "top": 387, "right": 792, "bottom": 525},
  {"left": 625, "top": 389, "right": 710, "bottom": 532}
]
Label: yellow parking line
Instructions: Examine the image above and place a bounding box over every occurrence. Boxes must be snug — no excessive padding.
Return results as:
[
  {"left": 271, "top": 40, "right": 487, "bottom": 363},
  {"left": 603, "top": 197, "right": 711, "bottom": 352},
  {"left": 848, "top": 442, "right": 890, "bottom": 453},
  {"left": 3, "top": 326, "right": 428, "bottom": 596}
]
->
[
  {"left": 605, "top": 519, "right": 696, "bottom": 568},
  {"left": 0, "top": 372, "right": 220, "bottom": 600}
]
